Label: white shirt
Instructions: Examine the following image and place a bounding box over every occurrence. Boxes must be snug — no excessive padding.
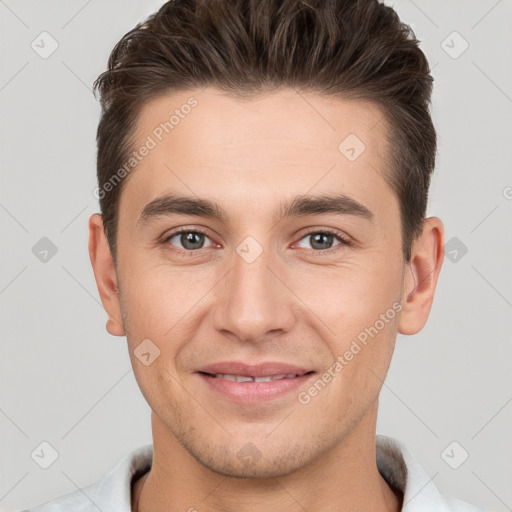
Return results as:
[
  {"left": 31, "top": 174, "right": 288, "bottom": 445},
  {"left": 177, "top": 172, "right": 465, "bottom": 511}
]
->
[{"left": 22, "top": 434, "right": 488, "bottom": 511}]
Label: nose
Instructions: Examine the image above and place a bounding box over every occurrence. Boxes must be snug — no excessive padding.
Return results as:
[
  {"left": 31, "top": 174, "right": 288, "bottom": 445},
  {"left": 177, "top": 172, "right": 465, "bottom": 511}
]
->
[{"left": 213, "top": 241, "right": 295, "bottom": 343}]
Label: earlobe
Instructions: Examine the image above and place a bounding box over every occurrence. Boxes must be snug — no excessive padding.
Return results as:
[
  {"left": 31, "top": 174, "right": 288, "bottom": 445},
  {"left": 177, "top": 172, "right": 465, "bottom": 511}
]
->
[
  {"left": 88, "top": 214, "right": 126, "bottom": 337},
  {"left": 398, "top": 217, "right": 445, "bottom": 335},
  {"left": 106, "top": 316, "right": 125, "bottom": 337}
]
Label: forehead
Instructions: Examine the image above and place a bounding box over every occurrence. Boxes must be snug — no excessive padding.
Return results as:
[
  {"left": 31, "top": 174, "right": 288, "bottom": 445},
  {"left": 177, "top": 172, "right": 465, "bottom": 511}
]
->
[{"left": 122, "top": 87, "right": 395, "bottom": 223}]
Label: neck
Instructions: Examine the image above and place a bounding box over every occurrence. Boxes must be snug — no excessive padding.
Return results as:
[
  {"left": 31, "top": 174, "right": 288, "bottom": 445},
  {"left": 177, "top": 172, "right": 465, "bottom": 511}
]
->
[{"left": 133, "top": 405, "right": 402, "bottom": 512}]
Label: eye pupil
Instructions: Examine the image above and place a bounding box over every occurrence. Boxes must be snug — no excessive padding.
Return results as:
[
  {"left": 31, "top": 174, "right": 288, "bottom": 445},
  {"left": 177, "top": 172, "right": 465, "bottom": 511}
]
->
[
  {"left": 181, "top": 232, "right": 204, "bottom": 250},
  {"left": 170, "top": 230, "right": 341, "bottom": 252},
  {"left": 310, "top": 233, "right": 334, "bottom": 250}
]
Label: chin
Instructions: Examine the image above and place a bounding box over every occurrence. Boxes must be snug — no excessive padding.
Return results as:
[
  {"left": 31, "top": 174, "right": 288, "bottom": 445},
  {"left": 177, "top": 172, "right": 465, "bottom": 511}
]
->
[{"left": 185, "top": 438, "right": 317, "bottom": 479}]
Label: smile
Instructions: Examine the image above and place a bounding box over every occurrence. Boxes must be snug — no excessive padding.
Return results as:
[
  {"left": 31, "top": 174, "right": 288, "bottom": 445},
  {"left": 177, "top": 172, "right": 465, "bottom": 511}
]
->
[
  {"left": 196, "top": 366, "right": 316, "bottom": 403},
  {"left": 204, "top": 372, "right": 305, "bottom": 383}
]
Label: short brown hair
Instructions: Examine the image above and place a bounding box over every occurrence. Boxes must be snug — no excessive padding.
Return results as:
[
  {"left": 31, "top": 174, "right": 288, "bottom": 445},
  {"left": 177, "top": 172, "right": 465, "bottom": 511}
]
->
[{"left": 94, "top": 0, "right": 436, "bottom": 263}]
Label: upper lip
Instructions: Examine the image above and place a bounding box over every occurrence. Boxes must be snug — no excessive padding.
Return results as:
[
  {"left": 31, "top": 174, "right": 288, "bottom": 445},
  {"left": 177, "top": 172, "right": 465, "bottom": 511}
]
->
[{"left": 197, "top": 362, "right": 313, "bottom": 377}]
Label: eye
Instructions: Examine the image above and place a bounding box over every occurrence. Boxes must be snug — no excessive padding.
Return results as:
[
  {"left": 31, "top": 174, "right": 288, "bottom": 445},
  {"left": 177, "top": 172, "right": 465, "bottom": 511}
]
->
[
  {"left": 164, "top": 229, "right": 215, "bottom": 251},
  {"left": 296, "top": 230, "right": 348, "bottom": 251}
]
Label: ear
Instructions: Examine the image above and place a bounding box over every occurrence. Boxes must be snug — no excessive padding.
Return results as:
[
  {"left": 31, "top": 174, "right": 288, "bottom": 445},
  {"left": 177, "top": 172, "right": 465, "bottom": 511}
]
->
[
  {"left": 88, "top": 214, "right": 125, "bottom": 336},
  {"left": 398, "top": 217, "right": 445, "bottom": 335}
]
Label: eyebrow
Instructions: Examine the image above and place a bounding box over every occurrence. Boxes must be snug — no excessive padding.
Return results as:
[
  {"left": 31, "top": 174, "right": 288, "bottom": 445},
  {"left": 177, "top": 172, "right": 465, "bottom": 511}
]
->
[{"left": 137, "top": 192, "right": 373, "bottom": 227}]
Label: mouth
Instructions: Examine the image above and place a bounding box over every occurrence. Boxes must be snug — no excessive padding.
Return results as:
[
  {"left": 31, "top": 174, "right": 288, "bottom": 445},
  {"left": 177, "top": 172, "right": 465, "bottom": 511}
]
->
[
  {"left": 199, "top": 371, "right": 312, "bottom": 382},
  {"left": 195, "top": 362, "right": 316, "bottom": 403}
]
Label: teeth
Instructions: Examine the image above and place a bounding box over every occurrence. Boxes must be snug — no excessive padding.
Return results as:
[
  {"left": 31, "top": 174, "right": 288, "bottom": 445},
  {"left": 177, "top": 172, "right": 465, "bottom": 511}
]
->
[
  {"left": 253, "top": 376, "right": 273, "bottom": 382},
  {"left": 214, "top": 373, "right": 300, "bottom": 382}
]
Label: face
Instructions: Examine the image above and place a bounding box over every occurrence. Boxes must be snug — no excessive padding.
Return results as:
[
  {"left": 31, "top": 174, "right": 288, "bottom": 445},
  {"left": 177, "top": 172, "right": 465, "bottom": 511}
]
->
[{"left": 90, "top": 87, "right": 441, "bottom": 478}]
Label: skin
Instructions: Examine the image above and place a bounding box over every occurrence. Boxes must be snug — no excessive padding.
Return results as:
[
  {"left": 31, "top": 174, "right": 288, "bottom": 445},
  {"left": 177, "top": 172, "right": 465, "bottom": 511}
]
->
[{"left": 88, "top": 87, "right": 444, "bottom": 512}]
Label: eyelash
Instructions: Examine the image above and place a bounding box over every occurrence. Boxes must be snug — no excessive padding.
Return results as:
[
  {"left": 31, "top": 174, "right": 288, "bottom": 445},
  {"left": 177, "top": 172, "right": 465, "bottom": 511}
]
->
[
  {"left": 162, "top": 227, "right": 350, "bottom": 255},
  {"left": 162, "top": 228, "right": 213, "bottom": 256},
  {"left": 297, "top": 228, "right": 351, "bottom": 253}
]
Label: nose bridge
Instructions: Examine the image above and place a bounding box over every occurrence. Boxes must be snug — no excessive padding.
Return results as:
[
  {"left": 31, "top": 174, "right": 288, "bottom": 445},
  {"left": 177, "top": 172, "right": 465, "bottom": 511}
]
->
[{"left": 213, "top": 237, "right": 293, "bottom": 341}]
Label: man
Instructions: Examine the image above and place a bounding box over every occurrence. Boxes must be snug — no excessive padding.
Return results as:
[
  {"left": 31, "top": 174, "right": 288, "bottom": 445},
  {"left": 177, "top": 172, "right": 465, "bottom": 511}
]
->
[{"left": 23, "top": 0, "right": 488, "bottom": 510}]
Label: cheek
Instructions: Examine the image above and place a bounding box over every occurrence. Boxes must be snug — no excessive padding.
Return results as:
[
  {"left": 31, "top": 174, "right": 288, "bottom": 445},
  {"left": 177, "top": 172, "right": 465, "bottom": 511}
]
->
[
  {"left": 129, "top": 357, "right": 184, "bottom": 423},
  {"left": 119, "top": 257, "right": 211, "bottom": 336},
  {"left": 291, "top": 255, "right": 403, "bottom": 331},
  {"left": 289, "top": 255, "right": 403, "bottom": 387},
  {"left": 118, "top": 262, "right": 217, "bottom": 391}
]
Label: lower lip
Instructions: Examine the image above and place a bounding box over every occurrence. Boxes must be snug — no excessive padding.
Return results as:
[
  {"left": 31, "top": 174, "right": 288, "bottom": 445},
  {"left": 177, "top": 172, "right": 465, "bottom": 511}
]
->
[{"left": 197, "top": 373, "right": 315, "bottom": 403}]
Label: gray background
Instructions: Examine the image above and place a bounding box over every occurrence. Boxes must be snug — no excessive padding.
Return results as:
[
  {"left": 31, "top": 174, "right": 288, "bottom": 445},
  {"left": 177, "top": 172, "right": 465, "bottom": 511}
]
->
[{"left": 1, "top": 1, "right": 511, "bottom": 511}]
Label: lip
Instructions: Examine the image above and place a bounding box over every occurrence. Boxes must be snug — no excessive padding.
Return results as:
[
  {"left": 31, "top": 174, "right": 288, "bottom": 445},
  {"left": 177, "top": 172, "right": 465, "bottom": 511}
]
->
[
  {"left": 195, "top": 361, "right": 315, "bottom": 403},
  {"left": 198, "top": 361, "right": 312, "bottom": 377}
]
